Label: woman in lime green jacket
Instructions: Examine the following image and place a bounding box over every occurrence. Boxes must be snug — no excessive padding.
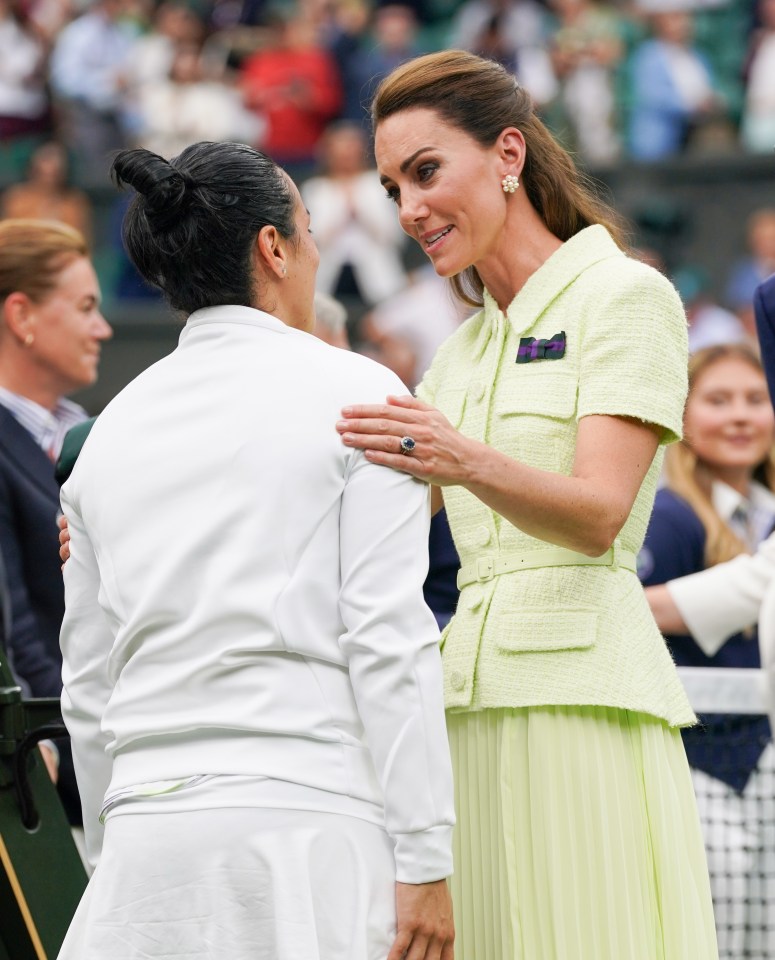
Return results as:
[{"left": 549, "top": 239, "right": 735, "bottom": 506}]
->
[{"left": 338, "top": 50, "right": 718, "bottom": 959}]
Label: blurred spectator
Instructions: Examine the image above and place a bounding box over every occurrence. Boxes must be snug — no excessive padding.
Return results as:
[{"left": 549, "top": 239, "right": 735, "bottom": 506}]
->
[
  {"left": 131, "top": 42, "right": 262, "bottom": 158},
  {"left": 49, "top": 0, "right": 137, "bottom": 185},
  {"left": 127, "top": 0, "right": 206, "bottom": 93},
  {"left": 301, "top": 121, "right": 408, "bottom": 319},
  {"left": 0, "top": 141, "right": 93, "bottom": 242},
  {"left": 627, "top": 10, "right": 725, "bottom": 162},
  {"left": 469, "top": 8, "right": 520, "bottom": 73},
  {"left": 206, "top": 0, "right": 270, "bottom": 30},
  {"left": 448, "top": 0, "right": 558, "bottom": 109},
  {"left": 0, "top": 0, "right": 51, "bottom": 172},
  {"left": 332, "top": 2, "right": 424, "bottom": 123},
  {"left": 361, "top": 263, "right": 471, "bottom": 389},
  {"left": 241, "top": 6, "right": 342, "bottom": 177},
  {"left": 0, "top": 219, "right": 112, "bottom": 823},
  {"left": 548, "top": 0, "right": 624, "bottom": 165},
  {"left": 639, "top": 343, "right": 775, "bottom": 960},
  {"left": 673, "top": 264, "right": 748, "bottom": 353},
  {"left": 726, "top": 208, "right": 775, "bottom": 338},
  {"left": 741, "top": 0, "right": 775, "bottom": 153},
  {"left": 312, "top": 289, "right": 350, "bottom": 349},
  {"left": 26, "top": 0, "right": 77, "bottom": 43},
  {"left": 358, "top": 327, "right": 417, "bottom": 385}
]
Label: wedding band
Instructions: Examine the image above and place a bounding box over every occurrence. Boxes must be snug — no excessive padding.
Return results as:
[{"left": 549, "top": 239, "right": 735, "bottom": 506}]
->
[{"left": 399, "top": 436, "right": 416, "bottom": 455}]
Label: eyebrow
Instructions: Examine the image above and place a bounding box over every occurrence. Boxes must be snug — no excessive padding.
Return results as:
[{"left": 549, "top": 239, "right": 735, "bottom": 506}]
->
[{"left": 379, "top": 146, "right": 434, "bottom": 185}]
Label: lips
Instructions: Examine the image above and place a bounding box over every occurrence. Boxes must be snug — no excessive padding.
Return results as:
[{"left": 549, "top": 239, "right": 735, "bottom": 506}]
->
[{"left": 424, "top": 225, "right": 453, "bottom": 248}]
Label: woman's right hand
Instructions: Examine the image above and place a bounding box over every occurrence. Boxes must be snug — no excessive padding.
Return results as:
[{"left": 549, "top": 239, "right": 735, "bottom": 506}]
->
[
  {"left": 388, "top": 879, "right": 454, "bottom": 960},
  {"left": 337, "top": 394, "right": 475, "bottom": 489},
  {"left": 57, "top": 513, "right": 71, "bottom": 566}
]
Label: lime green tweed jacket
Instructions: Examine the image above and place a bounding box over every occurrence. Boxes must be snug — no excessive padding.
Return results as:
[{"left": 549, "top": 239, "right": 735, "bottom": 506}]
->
[{"left": 417, "top": 225, "right": 695, "bottom": 727}]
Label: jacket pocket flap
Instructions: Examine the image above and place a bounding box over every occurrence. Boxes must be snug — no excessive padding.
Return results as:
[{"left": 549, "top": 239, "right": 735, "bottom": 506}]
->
[{"left": 496, "top": 609, "right": 598, "bottom": 653}]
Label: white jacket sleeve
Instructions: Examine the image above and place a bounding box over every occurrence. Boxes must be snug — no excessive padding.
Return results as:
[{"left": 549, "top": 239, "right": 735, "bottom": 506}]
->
[
  {"left": 666, "top": 532, "right": 775, "bottom": 655},
  {"left": 59, "top": 488, "right": 116, "bottom": 867},
  {"left": 338, "top": 450, "right": 455, "bottom": 884}
]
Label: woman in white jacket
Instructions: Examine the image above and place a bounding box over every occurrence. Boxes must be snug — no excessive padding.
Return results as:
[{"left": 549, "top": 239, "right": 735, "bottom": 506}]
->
[{"left": 56, "top": 142, "right": 455, "bottom": 960}]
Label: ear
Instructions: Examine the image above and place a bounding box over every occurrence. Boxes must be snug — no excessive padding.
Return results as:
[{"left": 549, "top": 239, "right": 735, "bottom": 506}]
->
[
  {"left": 255, "top": 225, "right": 288, "bottom": 281},
  {"left": 497, "top": 127, "right": 526, "bottom": 179},
  {"left": 1, "top": 292, "right": 34, "bottom": 344}
]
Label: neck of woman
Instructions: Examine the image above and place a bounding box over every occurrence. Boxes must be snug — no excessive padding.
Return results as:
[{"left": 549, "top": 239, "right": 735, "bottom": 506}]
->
[{"left": 711, "top": 466, "right": 753, "bottom": 498}]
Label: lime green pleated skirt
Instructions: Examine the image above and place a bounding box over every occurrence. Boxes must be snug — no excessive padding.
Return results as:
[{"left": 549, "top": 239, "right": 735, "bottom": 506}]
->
[{"left": 447, "top": 706, "right": 719, "bottom": 960}]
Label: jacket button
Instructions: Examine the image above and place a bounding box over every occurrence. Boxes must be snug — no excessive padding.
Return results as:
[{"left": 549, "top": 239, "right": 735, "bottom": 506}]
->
[
  {"left": 476, "top": 525, "right": 491, "bottom": 547},
  {"left": 450, "top": 670, "right": 466, "bottom": 691}
]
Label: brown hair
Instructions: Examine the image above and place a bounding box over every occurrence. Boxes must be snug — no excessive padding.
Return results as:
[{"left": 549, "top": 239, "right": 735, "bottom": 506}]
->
[
  {"left": 664, "top": 343, "right": 775, "bottom": 567},
  {"left": 0, "top": 219, "right": 88, "bottom": 306},
  {"left": 371, "top": 50, "right": 629, "bottom": 307}
]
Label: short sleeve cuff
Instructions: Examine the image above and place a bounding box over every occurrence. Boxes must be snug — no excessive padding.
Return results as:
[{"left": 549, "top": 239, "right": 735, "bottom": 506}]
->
[
  {"left": 393, "top": 824, "right": 454, "bottom": 884},
  {"left": 666, "top": 574, "right": 746, "bottom": 657},
  {"left": 576, "top": 401, "right": 683, "bottom": 447}
]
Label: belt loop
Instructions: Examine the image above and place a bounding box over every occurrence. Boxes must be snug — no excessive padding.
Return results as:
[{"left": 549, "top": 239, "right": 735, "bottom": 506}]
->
[
  {"left": 610, "top": 539, "right": 621, "bottom": 572},
  {"left": 476, "top": 557, "right": 494, "bottom": 582}
]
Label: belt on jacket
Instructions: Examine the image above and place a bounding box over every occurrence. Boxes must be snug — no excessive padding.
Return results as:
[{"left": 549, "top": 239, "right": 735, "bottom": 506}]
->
[{"left": 456, "top": 539, "right": 638, "bottom": 589}]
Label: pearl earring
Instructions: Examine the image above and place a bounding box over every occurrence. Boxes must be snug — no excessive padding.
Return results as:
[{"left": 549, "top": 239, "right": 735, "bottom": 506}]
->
[
  {"left": 501, "top": 174, "right": 519, "bottom": 194},
  {"left": 24, "top": 333, "right": 34, "bottom": 347}
]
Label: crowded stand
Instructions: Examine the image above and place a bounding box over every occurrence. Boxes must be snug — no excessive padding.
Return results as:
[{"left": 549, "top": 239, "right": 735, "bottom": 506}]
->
[{"left": 0, "top": 0, "right": 771, "bottom": 321}]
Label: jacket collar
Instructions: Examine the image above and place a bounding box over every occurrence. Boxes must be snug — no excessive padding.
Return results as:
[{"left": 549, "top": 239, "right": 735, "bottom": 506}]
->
[
  {"left": 482, "top": 225, "right": 624, "bottom": 338},
  {"left": 181, "top": 305, "right": 299, "bottom": 340}
]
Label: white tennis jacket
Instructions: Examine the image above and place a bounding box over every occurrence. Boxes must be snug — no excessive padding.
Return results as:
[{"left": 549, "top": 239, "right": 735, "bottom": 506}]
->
[{"left": 60, "top": 305, "right": 454, "bottom": 879}]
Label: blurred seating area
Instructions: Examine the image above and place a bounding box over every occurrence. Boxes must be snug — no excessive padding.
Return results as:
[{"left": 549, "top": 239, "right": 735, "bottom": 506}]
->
[
  {"left": 0, "top": 0, "right": 773, "bottom": 407},
  {"left": 0, "top": 0, "right": 769, "bottom": 177}
]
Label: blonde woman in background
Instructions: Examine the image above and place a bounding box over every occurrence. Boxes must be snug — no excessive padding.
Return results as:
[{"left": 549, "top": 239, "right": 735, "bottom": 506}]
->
[
  {"left": 639, "top": 343, "right": 775, "bottom": 960},
  {"left": 0, "top": 219, "right": 111, "bottom": 829}
]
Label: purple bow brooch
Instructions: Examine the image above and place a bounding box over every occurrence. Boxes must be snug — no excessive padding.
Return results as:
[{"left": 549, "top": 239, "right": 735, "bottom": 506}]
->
[{"left": 516, "top": 331, "right": 566, "bottom": 364}]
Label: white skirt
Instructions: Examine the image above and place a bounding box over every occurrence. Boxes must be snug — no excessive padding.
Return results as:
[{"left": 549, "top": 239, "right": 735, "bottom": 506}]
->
[{"left": 57, "top": 806, "right": 397, "bottom": 960}]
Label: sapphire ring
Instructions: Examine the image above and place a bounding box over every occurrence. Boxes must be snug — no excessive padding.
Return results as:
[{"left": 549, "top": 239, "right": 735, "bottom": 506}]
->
[{"left": 399, "top": 436, "right": 416, "bottom": 455}]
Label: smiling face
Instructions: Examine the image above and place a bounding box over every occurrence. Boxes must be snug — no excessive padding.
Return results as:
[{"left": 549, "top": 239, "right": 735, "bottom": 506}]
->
[
  {"left": 25, "top": 255, "right": 112, "bottom": 396},
  {"left": 684, "top": 355, "right": 775, "bottom": 480},
  {"left": 375, "top": 107, "right": 511, "bottom": 278}
]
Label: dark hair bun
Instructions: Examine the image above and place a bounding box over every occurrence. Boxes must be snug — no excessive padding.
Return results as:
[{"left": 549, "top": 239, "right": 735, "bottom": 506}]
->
[
  {"left": 112, "top": 148, "right": 195, "bottom": 229},
  {"left": 114, "top": 140, "right": 295, "bottom": 314}
]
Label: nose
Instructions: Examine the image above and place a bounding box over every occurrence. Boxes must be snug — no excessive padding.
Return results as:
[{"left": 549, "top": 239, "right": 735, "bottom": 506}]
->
[
  {"left": 728, "top": 398, "right": 758, "bottom": 424},
  {"left": 94, "top": 312, "right": 113, "bottom": 341},
  {"left": 398, "top": 190, "right": 429, "bottom": 233}
]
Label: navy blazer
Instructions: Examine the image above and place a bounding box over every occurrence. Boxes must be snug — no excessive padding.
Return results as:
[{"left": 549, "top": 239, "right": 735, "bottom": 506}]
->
[
  {"left": 0, "top": 405, "right": 82, "bottom": 823},
  {"left": 755, "top": 274, "right": 775, "bottom": 404},
  {"left": 0, "top": 405, "right": 65, "bottom": 697}
]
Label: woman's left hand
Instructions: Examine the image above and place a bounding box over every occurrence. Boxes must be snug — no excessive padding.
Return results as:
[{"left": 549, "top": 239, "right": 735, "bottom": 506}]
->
[
  {"left": 337, "top": 394, "right": 476, "bottom": 487},
  {"left": 57, "top": 513, "right": 71, "bottom": 567}
]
